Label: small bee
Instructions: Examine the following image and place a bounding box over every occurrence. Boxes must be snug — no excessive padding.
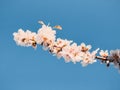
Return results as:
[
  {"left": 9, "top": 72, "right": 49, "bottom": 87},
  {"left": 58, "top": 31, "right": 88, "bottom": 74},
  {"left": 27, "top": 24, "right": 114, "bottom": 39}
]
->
[{"left": 53, "top": 25, "right": 62, "bottom": 30}]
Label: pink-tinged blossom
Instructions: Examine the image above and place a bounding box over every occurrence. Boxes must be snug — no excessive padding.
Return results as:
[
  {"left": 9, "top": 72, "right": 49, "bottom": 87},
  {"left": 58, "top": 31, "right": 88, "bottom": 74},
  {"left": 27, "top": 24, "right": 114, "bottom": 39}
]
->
[
  {"left": 36, "top": 24, "right": 56, "bottom": 46},
  {"left": 61, "top": 43, "right": 82, "bottom": 63},
  {"left": 13, "top": 29, "right": 37, "bottom": 48},
  {"left": 79, "top": 43, "right": 91, "bottom": 52},
  {"left": 48, "top": 38, "right": 73, "bottom": 54},
  {"left": 80, "top": 48, "right": 99, "bottom": 66},
  {"left": 99, "top": 50, "right": 109, "bottom": 58}
]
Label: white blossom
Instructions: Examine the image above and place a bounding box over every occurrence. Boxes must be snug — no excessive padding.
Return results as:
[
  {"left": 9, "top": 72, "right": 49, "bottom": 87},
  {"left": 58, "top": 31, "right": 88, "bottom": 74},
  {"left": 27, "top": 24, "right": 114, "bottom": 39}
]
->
[
  {"left": 80, "top": 50, "right": 98, "bottom": 67},
  {"left": 36, "top": 24, "right": 56, "bottom": 46},
  {"left": 61, "top": 43, "right": 82, "bottom": 63},
  {"left": 79, "top": 43, "right": 91, "bottom": 52},
  {"left": 13, "top": 29, "right": 37, "bottom": 48},
  {"left": 55, "top": 38, "right": 73, "bottom": 47},
  {"left": 99, "top": 50, "right": 109, "bottom": 58},
  {"left": 49, "top": 38, "right": 73, "bottom": 56}
]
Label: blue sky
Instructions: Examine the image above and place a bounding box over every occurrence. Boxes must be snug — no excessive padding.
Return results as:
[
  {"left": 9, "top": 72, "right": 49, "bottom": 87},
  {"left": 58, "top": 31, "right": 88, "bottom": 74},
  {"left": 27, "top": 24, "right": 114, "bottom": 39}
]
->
[{"left": 0, "top": 0, "right": 120, "bottom": 90}]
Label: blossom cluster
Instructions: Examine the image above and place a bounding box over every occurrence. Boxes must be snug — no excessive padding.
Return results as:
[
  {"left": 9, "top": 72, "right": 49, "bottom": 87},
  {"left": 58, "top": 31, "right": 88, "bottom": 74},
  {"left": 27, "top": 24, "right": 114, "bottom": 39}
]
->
[
  {"left": 13, "top": 21, "right": 120, "bottom": 70},
  {"left": 13, "top": 29, "right": 37, "bottom": 48}
]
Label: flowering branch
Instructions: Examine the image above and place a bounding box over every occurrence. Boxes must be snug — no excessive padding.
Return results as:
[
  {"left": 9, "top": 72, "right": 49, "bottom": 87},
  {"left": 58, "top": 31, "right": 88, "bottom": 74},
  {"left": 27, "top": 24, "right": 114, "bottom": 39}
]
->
[{"left": 13, "top": 21, "right": 120, "bottom": 71}]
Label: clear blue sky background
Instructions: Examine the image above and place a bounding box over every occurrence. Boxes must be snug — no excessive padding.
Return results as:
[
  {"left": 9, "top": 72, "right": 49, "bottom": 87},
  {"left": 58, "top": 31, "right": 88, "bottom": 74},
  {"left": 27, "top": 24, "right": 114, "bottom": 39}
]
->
[{"left": 0, "top": 0, "right": 120, "bottom": 90}]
